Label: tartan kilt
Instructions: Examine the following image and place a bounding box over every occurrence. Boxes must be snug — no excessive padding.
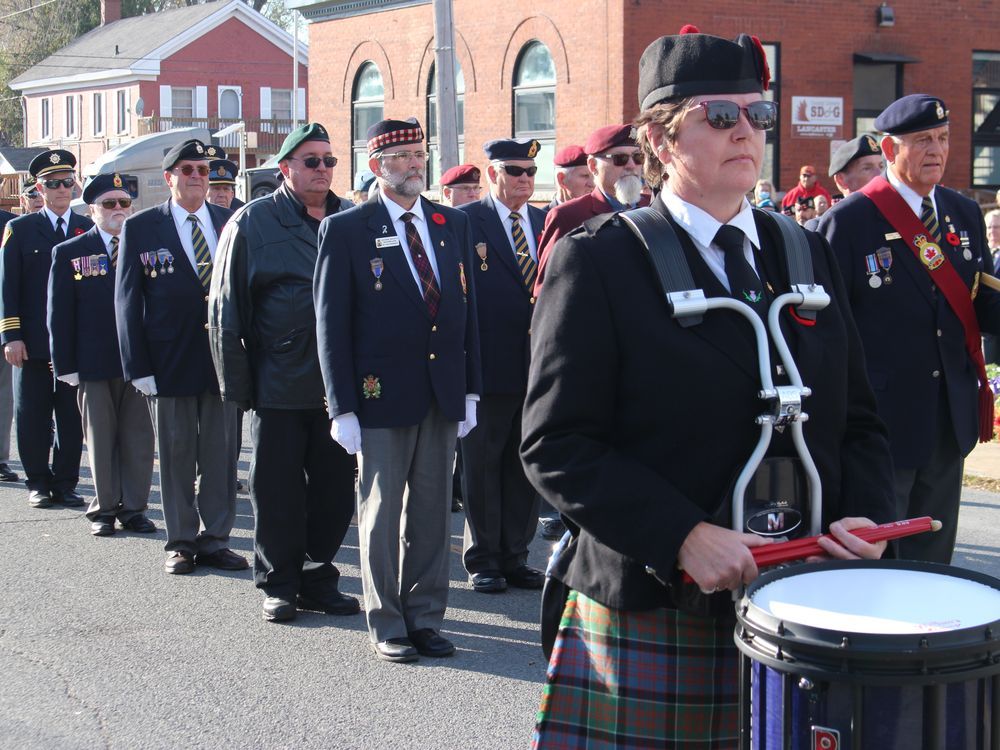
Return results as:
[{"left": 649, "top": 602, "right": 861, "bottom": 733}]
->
[{"left": 532, "top": 589, "right": 739, "bottom": 749}]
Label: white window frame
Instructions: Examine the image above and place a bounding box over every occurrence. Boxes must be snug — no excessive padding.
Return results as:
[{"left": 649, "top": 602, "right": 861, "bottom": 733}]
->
[
  {"left": 40, "top": 98, "right": 51, "bottom": 140},
  {"left": 65, "top": 94, "right": 79, "bottom": 139},
  {"left": 92, "top": 91, "right": 104, "bottom": 136},
  {"left": 218, "top": 85, "right": 242, "bottom": 120},
  {"left": 116, "top": 89, "right": 129, "bottom": 134}
]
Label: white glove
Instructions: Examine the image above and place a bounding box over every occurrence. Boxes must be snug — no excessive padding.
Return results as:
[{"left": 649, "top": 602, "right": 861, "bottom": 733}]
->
[
  {"left": 457, "top": 397, "right": 478, "bottom": 439},
  {"left": 330, "top": 412, "right": 362, "bottom": 454},
  {"left": 57, "top": 372, "right": 80, "bottom": 387},
  {"left": 132, "top": 375, "right": 158, "bottom": 396}
]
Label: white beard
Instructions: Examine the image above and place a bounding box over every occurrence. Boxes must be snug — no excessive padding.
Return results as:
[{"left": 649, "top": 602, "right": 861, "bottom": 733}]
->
[{"left": 614, "top": 174, "right": 643, "bottom": 206}]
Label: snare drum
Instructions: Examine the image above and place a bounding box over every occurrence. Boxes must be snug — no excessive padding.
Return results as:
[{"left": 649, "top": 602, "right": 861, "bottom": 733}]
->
[{"left": 736, "top": 561, "right": 1000, "bottom": 750}]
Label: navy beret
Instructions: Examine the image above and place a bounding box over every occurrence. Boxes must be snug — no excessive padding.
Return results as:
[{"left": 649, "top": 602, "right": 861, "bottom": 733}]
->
[
  {"left": 82, "top": 172, "right": 136, "bottom": 204},
  {"left": 874, "top": 94, "right": 949, "bottom": 136},
  {"left": 584, "top": 124, "right": 635, "bottom": 155},
  {"left": 209, "top": 159, "right": 239, "bottom": 184},
  {"left": 638, "top": 25, "right": 769, "bottom": 111},
  {"left": 162, "top": 139, "right": 208, "bottom": 171},
  {"left": 440, "top": 164, "right": 481, "bottom": 186},
  {"left": 276, "top": 122, "right": 331, "bottom": 162},
  {"left": 29, "top": 149, "right": 76, "bottom": 178},
  {"left": 204, "top": 145, "right": 227, "bottom": 159},
  {"left": 553, "top": 145, "right": 587, "bottom": 167},
  {"left": 828, "top": 133, "right": 882, "bottom": 176},
  {"left": 483, "top": 138, "right": 540, "bottom": 161},
  {"left": 366, "top": 118, "right": 423, "bottom": 155}
]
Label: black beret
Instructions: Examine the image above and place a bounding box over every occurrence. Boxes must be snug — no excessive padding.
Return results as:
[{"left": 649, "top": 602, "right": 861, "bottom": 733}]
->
[
  {"left": 204, "top": 145, "right": 227, "bottom": 159},
  {"left": 440, "top": 164, "right": 481, "bottom": 186},
  {"left": 82, "top": 172, "right": 136, "bottom": 204},
  {"left": 638, "top": 25, "right": 770, "bottom": 111},
  {"left": 874, "top": 94, "right": 949, "bottom": 136},
  {"left": 796, "top": 196, "right": 814, "bottom": 208},
  {"left": 483, "top": 138, "right": 540, "bottom": 161},
  {"left": 276, "top": 122, "right": 331, "bottom": 162},
  {"left": 828, "top": 133, "right": 882, "bottom": 176},
  {"left": 553, "top": 145, "right": 587, "bottom": 167},
  {"left": 21, "top": 178, "right": 38, "bottom": 196},
  {"left": 29, "top": 149, "right": 76, "bottom": 178},
  {"left": 162, "top": 139, "right": 208, "bottom": 171},
  {"left": 209, "top": 159, "right": 239, "bottom": 184},
  {"left": 366, "top": 118, "right": 423, "bottom": 155}
]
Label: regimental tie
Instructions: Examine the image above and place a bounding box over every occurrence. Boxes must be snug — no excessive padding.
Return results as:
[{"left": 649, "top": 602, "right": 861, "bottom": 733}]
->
[
  {"left": 109, "top": 236, "right": 119, "bottom": 268},
  {"left": 188, "top": 214, "right": 212, "bottom": 290},
  {"left": 55, "top": 217, "right": 66, "bottom": 243},
  {"left": 714, "top": 224, "right": 765, "bottom": 314},
  {"left": 921, "top": 195, "right": 941, "bottom": 245},
  {"left": 401, "top": 212, "right": 440, "bottom": 317},
  {"left": 510, "top": 211, "right": 537, "bottom": 291}
]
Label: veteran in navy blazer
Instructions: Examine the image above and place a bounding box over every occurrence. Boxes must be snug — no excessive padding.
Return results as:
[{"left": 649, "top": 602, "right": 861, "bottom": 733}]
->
[
  {"left": 0, "top": 210, "right": 16, "bottom": 486},
  {"left": 315, "top": 117, "right": 481, "bottom": 663},
  {"left": 49, "top": 173, "right": 155, "bottom": 537},
  {"left": 457, "top": 138, "right": 546, "bottom": 595},
  {"left": 115, "top": 139, "right": 246, "bottom": 576},
  {"left": 821, "top": 95, "right": 1000, "bottom": 563},
  {"left": 0, "top": 149, "right": 89, "bottom": 509}
]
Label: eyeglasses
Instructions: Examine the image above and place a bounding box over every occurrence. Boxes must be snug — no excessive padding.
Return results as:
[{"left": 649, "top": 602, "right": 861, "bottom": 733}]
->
[
  {"left": 172, "top": 164, "right": 210, "bottom": 177},
  {"left": 43, "top": 177, "right": 75, "bottom": 189},
  {"left": 450, "top": 185, "right": 481, "bottom": 192},
  {"left": 688, "top": 100, "right": 778, "bottom": 131},
  {"left": 289, "top": 155, "right": 337, "bottom": 169},
  {"left": 499, "top": 164, "right": 538, "bottom": 178},
  {"left": 800, "top": 172, "right": 815, "bottom": 178},
  {"left": 380, "top": 151, "right": 428, "bottom": 163},
  {"left": 99, "top": 198, "right": 132, "bottom": 209},
  {"left": 597, "top": 152, "right": 644, "bottom": 167}
]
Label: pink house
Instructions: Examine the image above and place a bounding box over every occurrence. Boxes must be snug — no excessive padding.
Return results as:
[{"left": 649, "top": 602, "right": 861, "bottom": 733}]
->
[{"left": 9, "top": 0, "right": 308, "bottom": 170}]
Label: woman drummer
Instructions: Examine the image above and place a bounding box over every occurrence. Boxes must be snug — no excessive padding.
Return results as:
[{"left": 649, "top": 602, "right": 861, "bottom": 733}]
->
[{"left": 521, "top": 26, "right": 897, "bottom": 748}]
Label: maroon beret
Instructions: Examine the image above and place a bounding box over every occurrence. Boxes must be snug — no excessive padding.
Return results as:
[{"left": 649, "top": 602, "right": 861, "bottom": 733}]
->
[
  {"left": 440, "top": 164, "right": 481, "bottom": 186},
  {"left": 584, "top": 124, "right": 635, "bottom": 155},
  {"left": 553, "top": 145, "right": 587, "bottom": 168}
]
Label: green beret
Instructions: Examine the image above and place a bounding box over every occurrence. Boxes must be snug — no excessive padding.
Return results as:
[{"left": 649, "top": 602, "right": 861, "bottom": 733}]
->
[{"left": 275, "top": 122, "right": 330, "bottom": 162}]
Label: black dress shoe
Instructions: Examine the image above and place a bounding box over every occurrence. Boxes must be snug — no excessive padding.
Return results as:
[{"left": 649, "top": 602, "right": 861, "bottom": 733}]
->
[
  {"left": 408, "top": 628, "right": 455, "bottom": 657},
  {"left": 451, "top": 495, "right": 463, "bottom": 512},
  {"left": 372, "top": 638, "right": 418, "bottom": 663},
  {"left": 262, "top": 596, "right": 297, "bottom": 622},
  {"left": 505, "top": 565, "right": 545, "bottom": 589},
  {"left": 164, "top": 551, "right": 195, "bottom": 575},
  {"left": 471, "top": 572, "right": 507, "bottom": 593},
  {"left": 236, "top": 479, "right": 246, "bottom": 493},
  {"left": 195, "top": 548, "right": 249, "bottom": 570},
  {"left": 52, "top": 489, "right": 86, "bottom": 508},
  {"left": 539, "top": 517, "right": 567, "bottom": 541},
  {"left": 90, "top": 518, "right": 116, "bottom": 536},
  {"left": 28, "top": 490, "right": 53, "bottom": 509},
  {"left": 297, "top": 590, "right": 361, "bottom": 616},
  {"left": 0, "top": 463, "right": 19, "bottom": 482},
  {"left": 118, "top": 514, "right": 156, "bottom": 533}
]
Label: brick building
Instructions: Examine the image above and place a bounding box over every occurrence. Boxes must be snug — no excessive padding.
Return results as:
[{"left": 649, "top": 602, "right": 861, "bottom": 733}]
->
[
  {"left": 292, "top": 0, "right": 999, "bottom": 205},
  {"left": 10, "top": 0, "right": 307, "bottom": 171}
]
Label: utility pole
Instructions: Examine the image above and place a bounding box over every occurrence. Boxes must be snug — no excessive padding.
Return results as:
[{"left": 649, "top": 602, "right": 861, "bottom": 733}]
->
[
  {"left": 432, "top": 0, "right": 459, "bottom": 174},
  {"left": 292, "top": 10, "right": 300, "bottom": 129}
]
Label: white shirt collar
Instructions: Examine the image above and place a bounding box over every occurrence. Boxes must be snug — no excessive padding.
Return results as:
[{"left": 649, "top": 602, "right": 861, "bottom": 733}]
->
[
  {"left": 96, "top": 227, "right": 117, "bottom": 251},
  {"left": 42, "top": 206, "right": 73, "bottom": 230},
  {"left": 381, "top": 193, "right": 426, "bottom": 225},
  {"left": 661, "top": 190, "right": 761, "bottom": 250},
  {"left": 886, "top": 166, "right": 936, "bottom": 217},
  {"left": 490, "top": 193, "right": 529, "bottom": 222},
  {"left": 169, "top": 199, "right": 212, "bottom": 228}
]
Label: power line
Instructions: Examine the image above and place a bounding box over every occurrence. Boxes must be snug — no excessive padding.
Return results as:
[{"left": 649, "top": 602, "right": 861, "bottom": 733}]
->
[{"left": 0, "top": 0, "right": 62, "bottom": 22}]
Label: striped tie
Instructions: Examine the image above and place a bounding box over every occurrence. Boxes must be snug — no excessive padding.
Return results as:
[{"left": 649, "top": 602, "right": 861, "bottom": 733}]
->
[
  {"left": 510, "top": 212, "right": 537, "bottom": 291},
  {"left": 109, "top": 236, "right": 119, "bottom": 268},
  {"left": 920, "top": 195, "right": 941, "bottom": 244},
  {"left": 188, "top": 214, "right": 212, "bottom": 290},
  {"left": 401, "top": 212, "right": 440, "bottom": 317}
]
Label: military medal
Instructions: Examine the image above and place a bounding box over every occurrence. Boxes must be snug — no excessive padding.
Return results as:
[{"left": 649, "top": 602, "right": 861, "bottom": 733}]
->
[
  {"left": 150, "top": 252, "right": 158, "bottom": 278},
  {"left": 876, "top": 246, "right": 893, "bottom": 284},
  {"left": 370, "top": 257, "right": 384, "bottom": 291},
  {"left": 476, "top": 242, "right": 488, "bottom": 271},
  {"left": 459, "top": 261, "right": 467, "bottom": 296},
  {"left": 71, "top": 258, "right": 82, "bottom": 281},
  {"left": 97, "top": 255, "right": 109, "bottom": 276},
  {"left": 865, "top": 253, "right": 882, "bottom": 288},
  {"left": 915, "top": 235, "right": 945, "bottom": 270}
]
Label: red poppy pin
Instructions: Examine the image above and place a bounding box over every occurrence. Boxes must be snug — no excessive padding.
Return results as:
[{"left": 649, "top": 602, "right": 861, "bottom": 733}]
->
[
  {"left": 73, "top": 227, "right": 85, "bottom": 236},
  {"left": 431, "top": 213, "right": 446, "bottom": 225},
  {"left": 945, "top": 232, "right": 960, "bottom": 247}
]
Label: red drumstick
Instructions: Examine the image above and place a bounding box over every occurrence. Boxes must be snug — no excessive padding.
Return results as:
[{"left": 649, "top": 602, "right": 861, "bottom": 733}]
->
[{"left": 680, "top": 516, "right": 940, "bottom": 585}]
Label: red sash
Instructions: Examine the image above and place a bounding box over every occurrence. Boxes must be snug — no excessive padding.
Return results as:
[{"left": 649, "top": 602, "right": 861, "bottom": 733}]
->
[{"left": 860, "top": 176, "right": 993, "bottom": 442}]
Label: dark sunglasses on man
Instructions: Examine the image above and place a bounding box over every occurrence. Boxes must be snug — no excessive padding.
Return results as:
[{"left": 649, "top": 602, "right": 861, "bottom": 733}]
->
[
  {"left": 597, "top": 152, "right": 644, "bottom": 167},
  {"left": 43, "top": 177, "right": 76, "bottom": 189},
  {"left": 288, "top": 155, "right": 338, "bottom": 169},
  {"left": 500, "top": 164, "right": 538, "bottom": 177},
  {"left": 172, "top": 164, "right": 210, "bottom": 177},
  {"left": 689, "top": 100, "right": 778, "bottom": 131},
  {"left": 24, "top": 190, "right": 39, "bottom": 199},
  {"left": 99, "top": 198, "right": 133, "bottom": 209}
]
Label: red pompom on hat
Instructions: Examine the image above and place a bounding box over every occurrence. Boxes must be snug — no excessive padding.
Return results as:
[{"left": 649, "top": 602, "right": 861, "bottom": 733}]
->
[{"left": 679, "top": 24, "right": 700, "bottom": 34}]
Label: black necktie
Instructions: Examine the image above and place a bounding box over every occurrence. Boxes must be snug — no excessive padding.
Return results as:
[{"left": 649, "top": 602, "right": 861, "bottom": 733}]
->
[
  {"left": 714, "top": 224, "right": 764, "bottom": 311},
  {"left": 55, "top": 217, "right": 66, "bottom": 243}
]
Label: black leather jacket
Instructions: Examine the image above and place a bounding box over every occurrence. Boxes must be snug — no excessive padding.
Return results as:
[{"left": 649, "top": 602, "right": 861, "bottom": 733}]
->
[{"left": 208, "top": 183, "right": 352, "bottom": 410}]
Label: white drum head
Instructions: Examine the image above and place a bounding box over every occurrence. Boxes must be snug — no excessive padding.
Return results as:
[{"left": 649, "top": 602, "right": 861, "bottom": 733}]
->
[{"left": 752, "top": 567, "right": 1000, "bottom": 634}]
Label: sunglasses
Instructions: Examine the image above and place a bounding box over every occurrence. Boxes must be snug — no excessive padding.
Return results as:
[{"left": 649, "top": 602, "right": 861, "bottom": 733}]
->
[
  {"left": 500, "top": 165, "right": 538, "bottom": 177},
  {"left": 800, "top": 172, "right": 815, "bottom": 178},
  {"left": 597, "top": 152, "right": 644, "bottom": 167},
  {"left": 173, "top": 164, "right": 210, "bottom": 176},
  {"left": 99, "top": 198, "right": 132, "bottom": 209},
  {"left": 43, "top": 177, "right": 75, "bottom": 189},
  {"left": 24, "top": 191, "right": 39, "bottom": 199},
  {"left": 290, "top": 155, "right": 337, "bottom": 169},
  {"left": 690, "top": 100, "right": 778, "bottom": 131}
]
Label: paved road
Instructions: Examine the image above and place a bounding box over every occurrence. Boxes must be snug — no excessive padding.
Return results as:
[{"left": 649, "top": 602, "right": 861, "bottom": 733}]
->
[{"left": 1, "top": 429, "right": 999, "bottom": 749}]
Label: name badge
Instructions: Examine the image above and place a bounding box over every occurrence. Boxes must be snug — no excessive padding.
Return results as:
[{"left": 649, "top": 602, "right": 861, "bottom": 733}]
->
[
  {"left": 375, "top": 236, "right": 400, "bottom": 249},
  {"left": 884, "top": 232, "right": 902, "bottom": 241}
]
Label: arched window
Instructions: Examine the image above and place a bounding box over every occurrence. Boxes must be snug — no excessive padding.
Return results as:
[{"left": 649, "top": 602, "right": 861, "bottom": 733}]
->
[
  {"left": 352, "top": 62, "right": 384, "bottom": 180},
  {"left": 513, "top": 41, "right": 556, "bottom": 188},
  {"left": 427, "top": 61, "right": 465, "bottom": 187}
]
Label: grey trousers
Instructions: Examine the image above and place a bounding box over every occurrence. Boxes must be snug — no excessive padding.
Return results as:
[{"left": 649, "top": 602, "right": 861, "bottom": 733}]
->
[
  {"left": 79, "top": 378, "right": 154, "bottom": 522},
  {"left": 0, "top": 358, "right": 11, "bottom": 464},
  {"left": 150, "top": 391, "right": 237, "bottom": 555},
  {"left": 356, "top": 403, "right": 457, "bottom": 643}
]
